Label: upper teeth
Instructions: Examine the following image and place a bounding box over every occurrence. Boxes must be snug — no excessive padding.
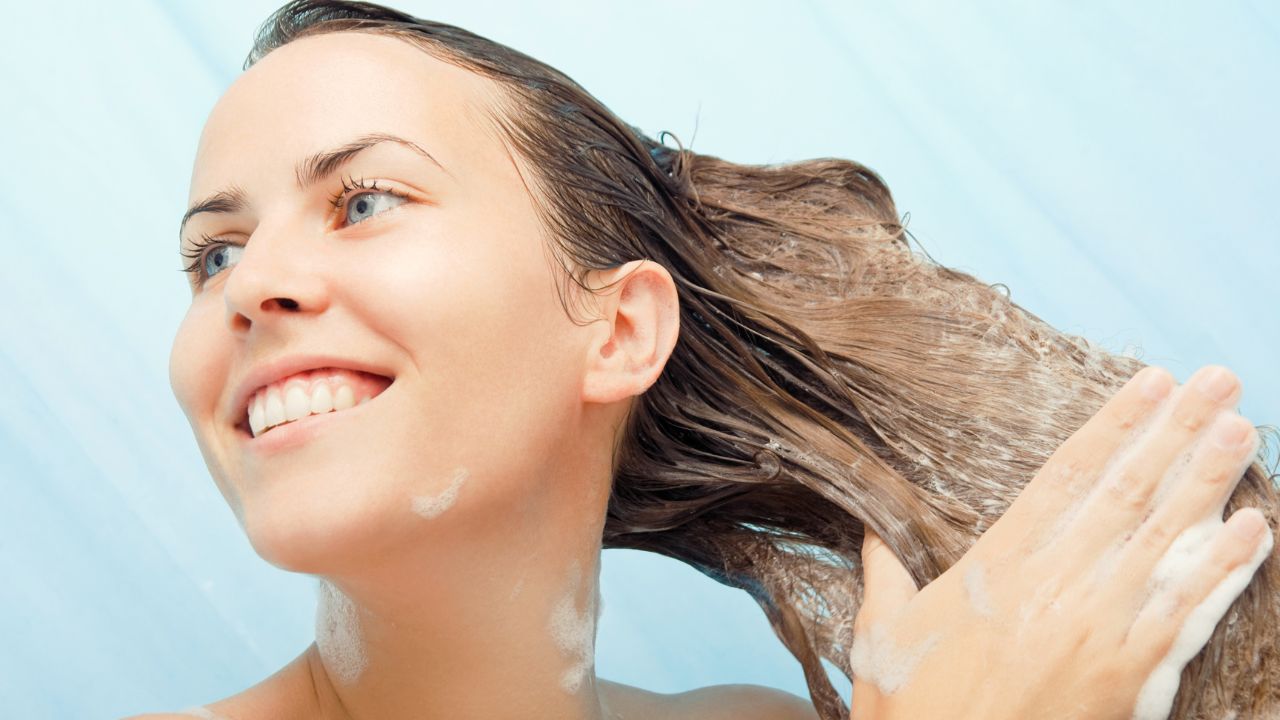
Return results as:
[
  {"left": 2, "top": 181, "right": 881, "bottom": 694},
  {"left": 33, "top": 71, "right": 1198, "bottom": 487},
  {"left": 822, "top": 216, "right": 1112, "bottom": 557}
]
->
[{"left": 248, "top": 379, "right": 373, "bottom": 438}]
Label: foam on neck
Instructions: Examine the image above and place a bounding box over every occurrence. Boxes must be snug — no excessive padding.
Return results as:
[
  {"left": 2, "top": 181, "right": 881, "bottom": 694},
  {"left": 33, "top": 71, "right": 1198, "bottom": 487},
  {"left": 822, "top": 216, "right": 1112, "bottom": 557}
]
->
[{"left": 315, "top": 578, "right": 369, "bottom": 686}]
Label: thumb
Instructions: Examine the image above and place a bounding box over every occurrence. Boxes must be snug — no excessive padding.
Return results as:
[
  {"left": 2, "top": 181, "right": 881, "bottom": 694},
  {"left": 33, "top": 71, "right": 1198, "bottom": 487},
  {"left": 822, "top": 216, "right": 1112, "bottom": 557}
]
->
[{"left": 857, "top": 527, "right": 919, "bottom": 624}]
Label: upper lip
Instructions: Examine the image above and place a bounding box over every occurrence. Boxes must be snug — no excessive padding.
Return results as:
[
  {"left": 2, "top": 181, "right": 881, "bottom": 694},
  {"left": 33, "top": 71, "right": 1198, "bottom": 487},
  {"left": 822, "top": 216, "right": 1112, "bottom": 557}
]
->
[{"left": 229, "top": 354, "right": 396, "bottom": 431}]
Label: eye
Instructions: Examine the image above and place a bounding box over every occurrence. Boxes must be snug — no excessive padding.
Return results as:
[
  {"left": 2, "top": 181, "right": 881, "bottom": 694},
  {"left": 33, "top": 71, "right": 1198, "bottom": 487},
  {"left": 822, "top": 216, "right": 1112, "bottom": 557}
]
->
[
  {"left": 180, "top": 177, "right": 411, "bottom": 289},
  {"left": 331, "top": 175, "right": 409, "bottom": 227},
  {"left": 181, "top": 233, "right": 243, "bottom": 285},
  {"left": 201, "top": 243, "right": 243, "bottom": 279},
  {"left": 345, "top": 191, "right": 404, "bottom": 225}
]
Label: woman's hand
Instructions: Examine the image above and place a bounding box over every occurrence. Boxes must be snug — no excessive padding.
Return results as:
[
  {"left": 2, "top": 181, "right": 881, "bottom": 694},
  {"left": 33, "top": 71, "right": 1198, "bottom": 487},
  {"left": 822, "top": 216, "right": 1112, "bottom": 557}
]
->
[{"left": 849, "top": 364, "right": 1273, "bottom": 720}]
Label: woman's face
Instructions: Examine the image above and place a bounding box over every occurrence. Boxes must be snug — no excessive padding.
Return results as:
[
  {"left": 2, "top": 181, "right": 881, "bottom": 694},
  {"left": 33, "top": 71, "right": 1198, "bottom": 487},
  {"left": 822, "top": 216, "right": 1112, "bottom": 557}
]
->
[{"left": 170, "top": 32, "right": 600, "bottom": 572}]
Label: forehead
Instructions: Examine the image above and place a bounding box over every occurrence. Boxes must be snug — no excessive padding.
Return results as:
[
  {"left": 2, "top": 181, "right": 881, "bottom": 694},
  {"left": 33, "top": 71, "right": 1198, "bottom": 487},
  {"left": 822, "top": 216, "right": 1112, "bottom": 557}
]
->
[{"left": 189, "top": 31, "right": 501, "bottom": 202}]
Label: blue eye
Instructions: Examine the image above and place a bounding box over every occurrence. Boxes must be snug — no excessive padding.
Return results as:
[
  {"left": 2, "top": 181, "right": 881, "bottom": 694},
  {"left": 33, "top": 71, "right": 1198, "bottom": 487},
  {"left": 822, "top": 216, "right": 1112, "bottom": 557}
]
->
[
  {"left": 180, "top": 177, "right": 411, "bottom": 288},
  {"left": 202, "top": 243, "right": 243, "bottom": 279},
  {"left": 332, "top": 175, "right": 409, "bottom": 227},
  {"left": 181, "top": 233, "right": 243, "bottom": 285},
  {"left": 345, "top": 190, "right": 406, "bottom": 225}
]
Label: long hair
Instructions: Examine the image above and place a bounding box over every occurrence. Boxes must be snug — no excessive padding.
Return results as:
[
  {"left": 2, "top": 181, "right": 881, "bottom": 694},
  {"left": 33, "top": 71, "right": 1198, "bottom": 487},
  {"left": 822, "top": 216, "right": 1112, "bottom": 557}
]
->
[{"left": 244, "top": 3, "right": 1280, "bottom": 717}]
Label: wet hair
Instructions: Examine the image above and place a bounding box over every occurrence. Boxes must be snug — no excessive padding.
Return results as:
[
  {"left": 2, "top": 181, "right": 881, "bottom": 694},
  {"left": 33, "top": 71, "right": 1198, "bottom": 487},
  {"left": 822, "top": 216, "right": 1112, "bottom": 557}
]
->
[{"left": 245, "top": 2, "right": 1280, "bottom": 717}]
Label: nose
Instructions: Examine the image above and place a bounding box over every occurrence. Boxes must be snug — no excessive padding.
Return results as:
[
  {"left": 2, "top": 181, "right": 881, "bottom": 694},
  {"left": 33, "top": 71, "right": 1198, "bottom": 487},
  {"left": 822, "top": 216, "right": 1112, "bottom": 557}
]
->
[{"left": 223, "top": 222, "right": 330, "bottom": 334}]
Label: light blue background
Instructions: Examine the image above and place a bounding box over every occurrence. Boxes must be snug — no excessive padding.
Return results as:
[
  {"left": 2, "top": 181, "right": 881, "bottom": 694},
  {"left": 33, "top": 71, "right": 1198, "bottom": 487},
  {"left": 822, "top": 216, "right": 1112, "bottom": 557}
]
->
[{"left": 2, "top": 2, "right": 1276, "bottom": 717}]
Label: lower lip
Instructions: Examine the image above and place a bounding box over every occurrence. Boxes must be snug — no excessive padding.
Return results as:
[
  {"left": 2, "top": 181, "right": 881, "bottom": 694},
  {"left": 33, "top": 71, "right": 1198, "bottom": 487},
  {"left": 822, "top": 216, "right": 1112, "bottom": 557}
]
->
[{"left": 238, "top": 386, "right": 390, "bottom": 454}]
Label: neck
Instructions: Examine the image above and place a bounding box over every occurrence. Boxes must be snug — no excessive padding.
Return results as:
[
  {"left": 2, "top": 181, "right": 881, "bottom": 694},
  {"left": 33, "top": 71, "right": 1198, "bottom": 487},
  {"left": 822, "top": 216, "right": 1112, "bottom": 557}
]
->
[{"left": 306, "top": 486, "right": 610, "bottom": 719}]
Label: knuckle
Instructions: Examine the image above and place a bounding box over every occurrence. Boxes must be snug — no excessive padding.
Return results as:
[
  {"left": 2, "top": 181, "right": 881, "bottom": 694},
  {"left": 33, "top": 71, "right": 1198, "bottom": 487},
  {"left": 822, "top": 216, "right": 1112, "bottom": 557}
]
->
[
  {"left": 1052, "top": 457, "right": 1088, "bottom": 485},
  {"left": 1115, "top": 407, "right": 1142, "bottom": 431},
  {"left": 1133, "top": 522, "right": 1174, "bottom": 557},
  {"left": 1116, "top": 389, "right": 1162, "bottom": 429},
  {"left": 1103, "top": 469, "right": 1151, "bottom": 512},
  {"left": 1211, "top": 532, "right": 1255, "bottom": 569},
  {"left": 1162, "top": 589, "right": 1191, "bottom": 623},
  {"left": 1173, "top": 406, "right": 1208, "bottom": 434},
  {"left": 1199, "top": 461, "right": 1235, "bottom": 488}
]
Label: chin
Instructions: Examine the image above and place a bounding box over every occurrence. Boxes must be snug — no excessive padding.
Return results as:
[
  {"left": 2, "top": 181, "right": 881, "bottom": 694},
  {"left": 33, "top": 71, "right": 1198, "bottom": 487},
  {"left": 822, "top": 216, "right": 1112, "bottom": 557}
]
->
[{"left": 238, "top": 481, "right": 403, "bottom": 575}]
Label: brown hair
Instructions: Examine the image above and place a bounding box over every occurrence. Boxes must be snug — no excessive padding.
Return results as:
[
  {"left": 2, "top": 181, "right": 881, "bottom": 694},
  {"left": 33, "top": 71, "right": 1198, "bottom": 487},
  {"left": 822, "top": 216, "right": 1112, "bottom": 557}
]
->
[{"left": 245, "top": 2, "right": 1280, "bottom": 717}]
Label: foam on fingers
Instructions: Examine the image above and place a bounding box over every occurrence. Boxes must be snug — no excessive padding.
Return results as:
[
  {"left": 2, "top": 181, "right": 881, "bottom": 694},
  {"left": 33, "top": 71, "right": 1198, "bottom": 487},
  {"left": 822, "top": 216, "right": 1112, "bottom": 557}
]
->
[{"left": 1130, "top": 512, "right": 1273, "bottom": 720}]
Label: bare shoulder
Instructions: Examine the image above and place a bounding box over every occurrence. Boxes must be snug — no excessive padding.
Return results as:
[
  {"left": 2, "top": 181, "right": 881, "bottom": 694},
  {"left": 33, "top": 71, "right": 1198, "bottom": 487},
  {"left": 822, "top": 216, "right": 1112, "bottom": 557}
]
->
[
  {"left": 118, "top": 645, "right": 320, "bottom": 720},
  {"left": 119, "top": 711, "right": 233, "bottom": 720},
  {"left": 601, "top": 680, "right": 819, "bottom": 720},
  {"left": 671, "top": 683, "right": 821, "bottom": 720},
  {"left": 120, "top": 712, "right": 212, "bottom": 717},
  {"left": 120, "top": 707, "right": 242, "bottom": 720},
  {"left": 120, "top": 714, "right": 239, "bottom": 720}
]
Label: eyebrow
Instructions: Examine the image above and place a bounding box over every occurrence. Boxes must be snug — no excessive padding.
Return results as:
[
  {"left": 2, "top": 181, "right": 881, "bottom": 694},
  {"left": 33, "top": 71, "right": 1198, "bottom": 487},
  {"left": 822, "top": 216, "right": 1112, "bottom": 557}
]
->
[{"left": 178, "top": 133, "right": 449, "bottom": 242}]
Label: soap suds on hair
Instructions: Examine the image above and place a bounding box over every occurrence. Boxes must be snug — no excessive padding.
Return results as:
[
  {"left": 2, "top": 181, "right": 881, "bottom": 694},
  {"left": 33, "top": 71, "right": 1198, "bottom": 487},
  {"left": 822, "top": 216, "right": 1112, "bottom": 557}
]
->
[
  {"left": 316, "top": 578, "right": 369, "bottom": 686},
  {"left": 963, "top": 561, "right": 994, "bottom": 617},
  {"left": 548, "top": 556, "right": 601, "bottom": 694},
  {"left": 1130, "top": 514, "right": 1273, "bottom": 720},
  {"left": 411, "top": 466, "right": 469, "bottom": 519},
  {"left": 849, "top": 620, "right": 941, "bottom": 694}
]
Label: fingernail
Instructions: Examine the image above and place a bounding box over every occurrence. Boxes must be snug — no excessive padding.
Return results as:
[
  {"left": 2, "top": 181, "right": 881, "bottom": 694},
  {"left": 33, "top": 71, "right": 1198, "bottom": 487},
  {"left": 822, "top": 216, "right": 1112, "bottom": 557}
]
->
[
  {"left": 1211, "top": 413, "right": 1250, "bottom": 449},
  {"left": 1138, "top": 367, "right": 1171, "bottom": 401},
  {"left": 1192, "top": 366, "right": 1236, "bottom": 402},
  {"left": 1229, "top": 510, "right": 1264, "bottom": 541}
]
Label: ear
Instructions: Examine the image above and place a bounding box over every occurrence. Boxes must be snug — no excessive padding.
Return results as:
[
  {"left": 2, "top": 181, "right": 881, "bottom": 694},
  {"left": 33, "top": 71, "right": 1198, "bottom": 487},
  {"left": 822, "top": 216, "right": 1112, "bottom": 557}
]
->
[{"left": 580, "top": 260, "right": 681, "bottom": 405}]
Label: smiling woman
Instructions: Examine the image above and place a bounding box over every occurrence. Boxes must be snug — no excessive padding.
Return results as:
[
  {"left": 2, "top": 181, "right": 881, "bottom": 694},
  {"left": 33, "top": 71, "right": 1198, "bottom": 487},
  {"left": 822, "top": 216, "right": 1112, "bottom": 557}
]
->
[{"left": 117, "top": 1, "right": 1280, "bottom": 719}]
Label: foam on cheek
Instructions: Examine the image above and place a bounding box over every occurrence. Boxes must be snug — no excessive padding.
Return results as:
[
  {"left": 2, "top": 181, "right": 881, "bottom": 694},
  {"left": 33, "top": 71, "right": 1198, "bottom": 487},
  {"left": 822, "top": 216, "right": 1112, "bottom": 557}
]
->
[
  {"left": 316, "top": 578, "right": 369, "bottom": 686},
  {"left": 547, "top": 558, "right": 601, "bottom": 694},
  {"left": 1130, "top": 516, "right": 1273, "bottom": 720},
  {"left": 411, "top": 467, "right": 469, "bottom": 519},
  {"left": 849, "top": 620, "right": 941, "bottom": 695}
]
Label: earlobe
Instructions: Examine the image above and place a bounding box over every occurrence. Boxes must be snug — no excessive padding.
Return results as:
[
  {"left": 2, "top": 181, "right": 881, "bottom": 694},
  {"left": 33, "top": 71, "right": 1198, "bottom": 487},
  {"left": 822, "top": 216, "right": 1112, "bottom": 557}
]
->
[{"left": 580, "top": 260, "right": 680, "bottom": 405}]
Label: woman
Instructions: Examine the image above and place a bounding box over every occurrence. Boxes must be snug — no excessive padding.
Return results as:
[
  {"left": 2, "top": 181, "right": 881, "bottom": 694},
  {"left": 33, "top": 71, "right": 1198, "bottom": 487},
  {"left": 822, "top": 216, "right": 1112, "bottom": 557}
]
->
[{"left": 135, "top": 1, "right": 1278, "bottom": 718}]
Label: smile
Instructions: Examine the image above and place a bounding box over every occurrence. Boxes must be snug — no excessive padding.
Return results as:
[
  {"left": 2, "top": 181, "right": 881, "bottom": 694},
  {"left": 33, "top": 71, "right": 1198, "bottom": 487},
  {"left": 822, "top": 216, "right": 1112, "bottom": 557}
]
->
[{"left": 238, "top": 368, "right": 393, "bottom": 438}]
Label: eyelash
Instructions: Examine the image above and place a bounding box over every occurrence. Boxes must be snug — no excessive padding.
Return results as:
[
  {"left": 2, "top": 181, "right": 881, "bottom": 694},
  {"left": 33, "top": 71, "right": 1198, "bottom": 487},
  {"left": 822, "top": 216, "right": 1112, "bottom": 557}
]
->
[
  {"left": 326, "top": 174, "right": 409, "bottom": 210},
  {"left": 180, "top": 175, "right": 410, "bottom": 284}
]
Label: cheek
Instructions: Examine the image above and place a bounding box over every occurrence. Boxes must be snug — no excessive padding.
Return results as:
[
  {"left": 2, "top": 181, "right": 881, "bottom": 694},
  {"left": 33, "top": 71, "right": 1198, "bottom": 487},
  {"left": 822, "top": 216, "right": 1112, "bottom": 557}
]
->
[
  {"left": 427, "top": 266, "right": 583, "bottom": 468},
  {"left": 169, "top": 300, "right": 244, "bottom": 518},
  {"left": 169, "top": 301, "right": 231, "bottom": 419}
]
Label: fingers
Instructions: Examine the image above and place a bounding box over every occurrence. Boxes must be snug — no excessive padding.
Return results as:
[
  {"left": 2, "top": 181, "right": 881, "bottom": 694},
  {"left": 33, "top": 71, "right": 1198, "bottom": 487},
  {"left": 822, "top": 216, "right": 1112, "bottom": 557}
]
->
[
  {"left": 856, "top": 527, "right": 918, "bottom": 631},
  {"left": 1061, "top": 366, "right": 1243, "bottom": 572},
  {"left": 1123, "top": 508, "right": 1274, "bottom": 669},
  {"left": 979, "top": 365, "right": 1174, "bottom": 558},
  {"left": 1108, "top": 410, "right": 1260, "bottom": 603}
]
